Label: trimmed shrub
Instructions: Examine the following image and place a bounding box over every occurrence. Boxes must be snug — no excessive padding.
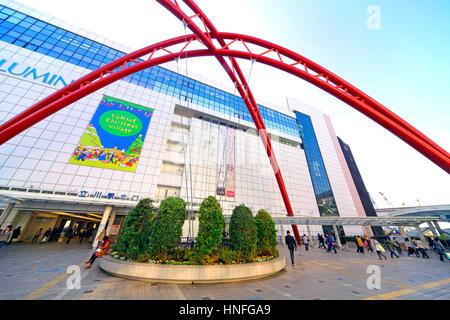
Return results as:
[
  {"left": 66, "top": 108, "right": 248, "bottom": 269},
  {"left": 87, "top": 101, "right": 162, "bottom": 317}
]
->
[
  {"left": 113, "top": 198, "right": 154, "bottom": 260},
  {"left": 229, "top": 204, "right": 257, "bottom": 260},
  {"left": 148, "top": 197, "right": 186, "bottom": 261},
  {"left": 196, "top": 196, "right": 225, "bottom": 254},
  {"left": 254, "top": 209, "right": 277, "bottom": 255}
]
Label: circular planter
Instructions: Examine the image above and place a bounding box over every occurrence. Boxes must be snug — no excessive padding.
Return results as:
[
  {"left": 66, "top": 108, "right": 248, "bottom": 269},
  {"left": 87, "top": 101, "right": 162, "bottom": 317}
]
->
[{"left": 99, "top": 255, "right": 286, "bottom": 284}]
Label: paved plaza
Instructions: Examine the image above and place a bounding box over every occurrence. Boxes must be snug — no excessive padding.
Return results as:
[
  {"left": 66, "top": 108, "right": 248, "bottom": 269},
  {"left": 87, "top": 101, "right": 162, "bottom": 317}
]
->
[{"left": 0, "top": 242, "right": 449, "bottom": 300}]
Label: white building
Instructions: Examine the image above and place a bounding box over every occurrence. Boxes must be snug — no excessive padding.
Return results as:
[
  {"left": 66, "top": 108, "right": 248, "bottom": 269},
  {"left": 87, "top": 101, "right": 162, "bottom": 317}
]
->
[{"left": 0, "top": 0, "right": 372, "bottom": 244}]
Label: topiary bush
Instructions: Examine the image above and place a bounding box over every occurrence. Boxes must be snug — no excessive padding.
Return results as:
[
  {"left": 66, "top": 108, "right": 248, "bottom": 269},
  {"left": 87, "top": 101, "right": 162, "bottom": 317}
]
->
[
  {"left": 254, "top": 209, "right": 277, "bottom": 256},
  {"left": 148, "top": 197, "right": 186, "bottom": 262},
  {"left": 196, "top": 196, "right": 225, "bottom": 255},
  {"left": 229, "top": 204, "right": 257, "bottom": 261},
  {"left": 113, "top": 198, "right": 154, "bottom": 260}
]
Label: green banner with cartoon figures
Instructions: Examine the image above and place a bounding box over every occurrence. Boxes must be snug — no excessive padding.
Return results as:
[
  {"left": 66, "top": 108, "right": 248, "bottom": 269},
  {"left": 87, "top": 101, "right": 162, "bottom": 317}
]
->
[{"left": 69, "top": 95, "right": 154, "bottom": 172}]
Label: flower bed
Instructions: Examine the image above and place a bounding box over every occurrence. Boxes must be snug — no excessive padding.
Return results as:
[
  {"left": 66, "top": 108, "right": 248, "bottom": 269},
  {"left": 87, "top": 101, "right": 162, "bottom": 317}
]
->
[{"left": 99, "top": 254, "right": 286, "bottom": 284}]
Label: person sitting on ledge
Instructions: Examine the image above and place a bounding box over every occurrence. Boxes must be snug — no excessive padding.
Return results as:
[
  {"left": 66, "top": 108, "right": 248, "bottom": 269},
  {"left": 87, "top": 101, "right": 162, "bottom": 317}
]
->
[{"left": 85, "top": 236, "right": 111, "bottom": 270}]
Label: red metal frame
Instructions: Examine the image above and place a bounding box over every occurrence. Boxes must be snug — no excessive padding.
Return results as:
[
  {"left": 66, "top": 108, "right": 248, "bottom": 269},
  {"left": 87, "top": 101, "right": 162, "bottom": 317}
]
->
[{"left": 0, "top": 0, "right": 449, "bottom": 242}]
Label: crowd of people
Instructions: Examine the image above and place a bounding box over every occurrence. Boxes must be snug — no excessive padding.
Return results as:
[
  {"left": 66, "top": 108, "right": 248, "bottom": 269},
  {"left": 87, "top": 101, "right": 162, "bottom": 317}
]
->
[
  {"left": 0, "top": 224, "right": 95, "bottom": 246},
  {"left": 284, "top": 231, "right": 449, "bottom": 266}
]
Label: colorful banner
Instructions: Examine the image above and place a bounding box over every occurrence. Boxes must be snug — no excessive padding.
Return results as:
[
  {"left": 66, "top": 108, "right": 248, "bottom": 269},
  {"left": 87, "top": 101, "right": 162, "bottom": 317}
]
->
[{"left": 69, "top": 95, "right": 154, "bottom": 172}]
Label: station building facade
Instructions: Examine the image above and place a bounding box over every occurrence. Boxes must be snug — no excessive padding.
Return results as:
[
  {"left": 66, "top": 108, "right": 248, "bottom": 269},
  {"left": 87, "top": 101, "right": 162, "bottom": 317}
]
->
[{"left": 0, "top": 0, "right": 374, "bottom": 243}]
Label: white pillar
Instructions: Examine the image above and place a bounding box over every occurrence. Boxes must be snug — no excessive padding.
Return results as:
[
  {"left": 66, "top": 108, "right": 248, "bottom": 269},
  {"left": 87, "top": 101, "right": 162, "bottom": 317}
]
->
[
  {"left": 92, "top": 206, "right": 113, "bottom": 248},
  {"left": 2, "top": 208, "right": 20, "bottom": 228},
  {"left": 280, "top": 223, "right": 285, "bottom": 245},
  {"left": 332, "top": 225, "right": 342, "bottom": 250},
  {"left": 0, "top": 203, "right": 16, "bottom": 227},
  {"left": 427, "top": 221, "right": 440, "bottom": 239},
  {"left": 105, "top": 208, "right": 117, "bottom": 236},
  {"left": 415, "top": 224, "right": 429, "bottom": 249}
]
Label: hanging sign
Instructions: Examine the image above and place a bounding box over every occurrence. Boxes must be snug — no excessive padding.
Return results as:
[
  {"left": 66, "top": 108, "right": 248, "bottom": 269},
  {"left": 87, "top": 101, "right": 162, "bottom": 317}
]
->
[{"left": 69, "top": 95, "right": 153, "bottom": 172}]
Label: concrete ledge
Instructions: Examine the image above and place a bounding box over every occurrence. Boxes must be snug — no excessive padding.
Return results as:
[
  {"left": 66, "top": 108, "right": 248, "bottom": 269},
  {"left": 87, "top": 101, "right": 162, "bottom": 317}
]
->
[{"left": 99, "top": 255, "right": 286, "bottom": 284}]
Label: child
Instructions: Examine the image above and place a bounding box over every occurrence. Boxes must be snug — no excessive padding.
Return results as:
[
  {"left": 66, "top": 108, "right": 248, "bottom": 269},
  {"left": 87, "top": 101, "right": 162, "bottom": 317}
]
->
[{"left": 84, "top": 236, "right": 111, "bottom": 270}]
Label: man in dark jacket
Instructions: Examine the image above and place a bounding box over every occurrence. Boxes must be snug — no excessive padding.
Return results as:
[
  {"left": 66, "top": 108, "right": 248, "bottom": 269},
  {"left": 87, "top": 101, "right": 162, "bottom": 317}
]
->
[{"left": 285, "top": 231, "right": 297, "bottom": 266}]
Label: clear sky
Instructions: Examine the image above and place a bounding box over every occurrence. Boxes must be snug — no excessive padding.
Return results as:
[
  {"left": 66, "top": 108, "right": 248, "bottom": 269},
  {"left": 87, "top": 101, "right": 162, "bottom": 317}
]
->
[{"left": 16, "top": 0, "right": 450, "bottom": 208}]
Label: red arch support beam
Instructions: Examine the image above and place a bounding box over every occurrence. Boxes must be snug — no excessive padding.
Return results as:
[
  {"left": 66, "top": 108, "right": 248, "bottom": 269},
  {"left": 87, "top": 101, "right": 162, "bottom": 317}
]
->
[{"left": 0, "top": 1, "right": 448, "bottom": 243}]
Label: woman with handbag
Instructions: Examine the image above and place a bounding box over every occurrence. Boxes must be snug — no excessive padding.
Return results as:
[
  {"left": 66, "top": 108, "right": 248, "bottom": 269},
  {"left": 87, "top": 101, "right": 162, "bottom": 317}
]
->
[
  {"left": 371, "top": 237, "right": 387, "bottom": 260},
  {"left": 84, "top": 236, "right": 111, "bottom": 270}
]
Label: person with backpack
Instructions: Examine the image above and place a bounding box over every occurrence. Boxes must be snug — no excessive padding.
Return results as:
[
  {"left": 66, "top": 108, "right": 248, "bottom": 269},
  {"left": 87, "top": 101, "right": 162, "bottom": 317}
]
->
[
  {"left": 285, "top": 231, "right": 298, "bottom": 266},
  {"left": 10, "top": 226, "right": 21, "bottom": 243},
  {"left": 414, "top": 238, "right": 430, "bottom": 259},
  {"left": 302, "top": 234, "right": 309, "bottom": 251},
  {"left": 384, "top": 237, "right": 399, "bottom": 259}
]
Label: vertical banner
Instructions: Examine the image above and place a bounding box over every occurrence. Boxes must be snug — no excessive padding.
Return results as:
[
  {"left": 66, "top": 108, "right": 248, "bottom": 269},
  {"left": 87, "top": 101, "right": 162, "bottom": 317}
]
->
[
  {"left": 216, "top": 126, "right": 235, "bottom": 197},
  {"left": 225, "top": 127, "right": 235, "bottom": 197},
  {"left": 69, "top": 95, "right": 153, "bottom": 172}
]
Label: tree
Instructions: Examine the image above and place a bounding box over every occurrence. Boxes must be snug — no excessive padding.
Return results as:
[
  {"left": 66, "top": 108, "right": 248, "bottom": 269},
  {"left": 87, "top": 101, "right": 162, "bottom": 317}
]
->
[
  {"left": 229, "top": 204, "right": 257, "bottom": 260},
  {"left": 148, "top": 197, "right": 186, "bottom": 261},
  {"left": 113, "top": 198, "right": 154, "bottom": 260},
  {"left": 126, "top": 134, "right": 143, "bottom": 156},
  {"left": 196, "top": 196, "right": 225, "bottom": 254},
  {"left": 254, "top": 209, "right": 277, "bottom": 255}
]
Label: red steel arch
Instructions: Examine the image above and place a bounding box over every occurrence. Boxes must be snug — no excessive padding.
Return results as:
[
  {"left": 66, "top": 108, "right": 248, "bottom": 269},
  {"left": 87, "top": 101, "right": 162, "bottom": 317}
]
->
[{"left": 0, "top": 1, "right": 448, "bottom": 241}]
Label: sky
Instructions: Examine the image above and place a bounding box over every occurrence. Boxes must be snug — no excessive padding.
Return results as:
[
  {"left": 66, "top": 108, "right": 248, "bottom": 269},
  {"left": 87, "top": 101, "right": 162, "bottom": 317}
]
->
[{"left": 16, "top": 0, "right": 450, "bottom": 208}]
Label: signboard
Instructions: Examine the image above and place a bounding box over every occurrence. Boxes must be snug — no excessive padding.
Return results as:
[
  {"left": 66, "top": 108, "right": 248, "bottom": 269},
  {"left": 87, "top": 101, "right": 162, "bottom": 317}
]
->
[
  {"left": 69, "top": 95, "right": 153, "bottom": 172},
  {"left": 216, "top": 127, "right": 235, "bottom": 197}
]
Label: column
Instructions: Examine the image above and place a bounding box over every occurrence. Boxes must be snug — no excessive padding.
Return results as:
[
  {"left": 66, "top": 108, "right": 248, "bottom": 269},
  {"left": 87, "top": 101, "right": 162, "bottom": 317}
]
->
[
  {"left": 92, "top": 206, "right": 113, "bottom": 248},
  {"left": 2, "top": 208, "right": 20, "bottom": 228},
  {"left": 280, "top": 222, "right": 285, "bottom": 245},
  {"left": 307, "top": 224, "right": 313, "bottom": 247},
  {"left": 427, "top": 221, "right": 440, "bottom": 239},
  {"left": 0, "top": 203, "right": 16, "bottom": 227},
  {"left": 332, "top": 225, "right": 342, "bottom": 250},
  {"left": 105, "top": 208, "right": 117, "bottom": 236},
  {"left": 432, "top": 221, "right": 444, "bottom": 237},
  {"left": 415, "top": 224, "right": 429, "bottom": 249}
]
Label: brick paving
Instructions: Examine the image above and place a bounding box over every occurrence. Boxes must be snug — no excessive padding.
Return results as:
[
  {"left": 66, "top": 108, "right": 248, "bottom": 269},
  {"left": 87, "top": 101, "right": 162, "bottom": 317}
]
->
[{"left": 0, "top": 241, "right": 449, "bottom": 300}]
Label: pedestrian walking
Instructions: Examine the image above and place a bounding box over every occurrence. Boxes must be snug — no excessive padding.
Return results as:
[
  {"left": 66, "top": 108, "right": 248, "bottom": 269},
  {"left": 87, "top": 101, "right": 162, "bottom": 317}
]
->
[
  {"left": 356, "top": 236, "right": 364, "bottom": 254},
  {"left": 326, "top": 233, "right": 337, "bottom": 254},
  {"left": 364, "top": 235, "right": 373, "bottom": 252},
  {"left": 285, "top": 231, "right": 298, "bottom": 266},
  {"left": 66, "top": 228, "right": 74, "bottom": 244},
  {"left": 41, "top": 228, "right": 51, "bottom": 244},
  {"left": 393, "top": 239, "right": 402, "bottom": 255},
  {"left": 302, "top": 234, "right": 309, "bottom": 251},
  {"left": 433, "top": 238, "right": 448, "bottom": 262},
  {"left": 0, "top": 225, "right": 13, "bottom": 248},
  {"left": 318, "top": 234, "right": 325, "bottom": 249},
  {"left": 372, "top": 237, "right": 387, "bottom": 260},
  {"left": 11, "top": 226, "right": 21, "bottom": 243},
  {"left": 32, "top": 228, "right": 43, "bottom": 242},
  {"left": 84, "top": 236, "right": 111, "bottom": 270},
  {"left": 341, "top": 237, "right": 347, "bottom": 249},
  {"left": 414, "top": 238, "right": 430, "bottom": 259},
  {"left": 405, "top": 238, "right": 419, "bottom": 257},
  {"left": 79, "top": 229, "right": 87, "bottom": 243},
  {"left": 384, "top": 237, "right": 399, "bottom": 259}
]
